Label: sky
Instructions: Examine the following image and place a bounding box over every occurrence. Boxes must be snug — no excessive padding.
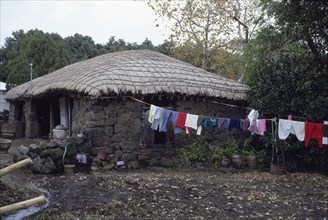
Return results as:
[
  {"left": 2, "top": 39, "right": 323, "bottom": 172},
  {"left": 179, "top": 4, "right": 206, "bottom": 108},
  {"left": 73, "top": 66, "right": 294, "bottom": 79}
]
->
[{"left": 0, "top": 0, "right": 170, "bottom": 47}]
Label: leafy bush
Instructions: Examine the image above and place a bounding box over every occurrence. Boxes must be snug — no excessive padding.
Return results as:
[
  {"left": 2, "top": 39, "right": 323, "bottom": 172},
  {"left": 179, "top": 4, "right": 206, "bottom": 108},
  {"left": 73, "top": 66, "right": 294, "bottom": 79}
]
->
[{"left": 180, "top": 137, "right": 256, "bottom": 169}]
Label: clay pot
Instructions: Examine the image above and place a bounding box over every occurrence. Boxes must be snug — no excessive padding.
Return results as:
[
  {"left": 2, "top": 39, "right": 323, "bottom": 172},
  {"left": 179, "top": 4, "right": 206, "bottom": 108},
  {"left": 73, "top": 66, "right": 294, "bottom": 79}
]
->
[
  {"left": 52, "top": 129, "right": 67, "bottom": 140},
  {"left": 231, "top": 154, "right": 243, "bottom": 169},
  {"left": 0, "top": 138, "right": 12, "bottom": 151},
  {"left": 64, "top": 164, "right": 75, "bottom": 175},
  {"left": 221, "top": 157, "right": 231, "bottom": 167},
  {"left": 247, "top": 155, "right": 257, "bottom": 169}
]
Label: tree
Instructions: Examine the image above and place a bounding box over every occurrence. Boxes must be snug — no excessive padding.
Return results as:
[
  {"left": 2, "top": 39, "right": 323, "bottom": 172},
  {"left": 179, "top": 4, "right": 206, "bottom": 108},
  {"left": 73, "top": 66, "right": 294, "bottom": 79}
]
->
[
  {"left": 105, "top": 36, "right": 128, "bottom": 52},
  {"left": 243, "top": 0, "right": 328, "bottom": 120},
  {"left": 264, "top": 0, "right": 328, "bottom": 65},
  {"left": 4, "top": 29, "right": 71, "bottom": 87},
  {"left": 148, "top": 0, "right": 263, "bottom": 78},
  {"left": 64, "top": 33, "right": 99, "bottom": 63},
  {"left": 140, "top": 38, "right": 155, "bottom": 50},
  {"left": 0, "top": 30, "right": 26, "bottom": 82}
]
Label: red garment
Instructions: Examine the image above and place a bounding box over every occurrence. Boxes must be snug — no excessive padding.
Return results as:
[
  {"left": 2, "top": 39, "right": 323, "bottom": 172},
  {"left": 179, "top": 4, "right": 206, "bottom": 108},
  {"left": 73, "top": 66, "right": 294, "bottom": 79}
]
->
[
  {"left": 176, "top": 112, "right": 187, "bottom": 128},
  {"left": 176, "top": 112, "right": 191, "bottom": 133},
  {"left": 304, "top": 122, "right": 323, "bottom": 148}
]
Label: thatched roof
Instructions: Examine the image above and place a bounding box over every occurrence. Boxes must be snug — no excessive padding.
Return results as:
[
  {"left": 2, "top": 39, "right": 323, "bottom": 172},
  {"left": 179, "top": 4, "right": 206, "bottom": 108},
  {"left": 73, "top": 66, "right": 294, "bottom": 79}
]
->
[{"left": 5, "top": 50, "right": 248, "bottom": 101}]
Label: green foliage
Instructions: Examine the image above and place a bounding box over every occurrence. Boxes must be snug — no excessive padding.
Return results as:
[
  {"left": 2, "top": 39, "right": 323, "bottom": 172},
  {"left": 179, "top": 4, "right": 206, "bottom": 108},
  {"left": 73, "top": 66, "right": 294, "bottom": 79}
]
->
[
  {"left": 180, "top": 137, "right": 257, "bottom": 168},
  {"left": 243, "top": 0, "right": 328, "bottom": 120},
  {"left": 64, "top": 33, "right": 99, "bottom": 63},
  {"left": 220, "top": 137, "right": 239, "bottom": 158},
  {"left": 180, "top": 138, "right": 210, "bottom": 162},
  {"left": 3, "top": 29, "right": 71, "bottom": 87}
]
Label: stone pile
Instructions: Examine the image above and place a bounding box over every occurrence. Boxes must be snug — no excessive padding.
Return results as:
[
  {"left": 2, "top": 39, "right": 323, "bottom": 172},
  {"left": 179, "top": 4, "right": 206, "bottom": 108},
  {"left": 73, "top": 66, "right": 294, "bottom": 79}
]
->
[
  {"left": 90, "top": 147, "right": 184, "bottom": 171},
  {"left": 13, "top": 135, "right": 187, "bottom": 174},
  {"left": 14, "top": 134, "right": 91, "bottom": 174}
]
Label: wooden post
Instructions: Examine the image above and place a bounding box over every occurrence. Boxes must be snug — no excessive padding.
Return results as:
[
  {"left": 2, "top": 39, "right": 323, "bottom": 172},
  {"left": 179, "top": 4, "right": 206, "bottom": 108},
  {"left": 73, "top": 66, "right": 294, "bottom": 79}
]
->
[
  {"left": 49, "top": 102, "right": 54, "bottom": 139},
  {"left": 68, "top": 96, "right": 71, "bottom": 137},
  {"left": 0, "top": 195, "right": 47, "bottom": 214},
  {"left": 0, "top": 158, "right": 33, "bottom": 177}
]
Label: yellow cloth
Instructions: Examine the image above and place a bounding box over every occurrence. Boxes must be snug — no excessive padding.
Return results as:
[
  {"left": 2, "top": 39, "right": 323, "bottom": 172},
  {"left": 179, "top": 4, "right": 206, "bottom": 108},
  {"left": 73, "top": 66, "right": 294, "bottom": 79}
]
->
[{"left": 148, "top": 105, "right": 155, "bottom": 123}]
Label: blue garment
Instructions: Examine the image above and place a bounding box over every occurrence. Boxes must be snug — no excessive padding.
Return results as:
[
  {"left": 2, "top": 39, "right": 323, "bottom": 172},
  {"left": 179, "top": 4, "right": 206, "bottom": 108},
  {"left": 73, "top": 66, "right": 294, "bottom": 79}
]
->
[
  {"left": 217, "top": 118, "right": 228, "bottom": 128},
  {"left": 169, "top": 111, "right": 183, "bottom": 134},
  {"left": 151, "top": 107, "right": 164, "bottom": 130},
  {"left": 228, "top": 119, "right": 242, "bottom": 131},
  {"left": 204, "top": 117, "right": 218, "bottom": 128},
  {"left": 221, "top": 118, "right": 230, "bottom": 129},
  {"left": 159, "top": 109, "right": 172, "bottom": 132}
]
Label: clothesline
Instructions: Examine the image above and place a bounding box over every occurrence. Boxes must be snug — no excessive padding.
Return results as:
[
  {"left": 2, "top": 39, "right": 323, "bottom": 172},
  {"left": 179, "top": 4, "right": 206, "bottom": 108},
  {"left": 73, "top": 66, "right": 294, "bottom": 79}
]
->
[
  {"left": 129, "top": 97, "right": 327, "bottom": 147},
  {"left": 130, "top": 97, "right": 250, "bottom": 110},
  {"left": 147, "top": 104, "right": 269, "bottom": 137},
  {"left": 286, "top": 115, "right": 315, "bottom": 121},
  {"left": 131, "top": 96, "right": 277, "bottom": 123}
]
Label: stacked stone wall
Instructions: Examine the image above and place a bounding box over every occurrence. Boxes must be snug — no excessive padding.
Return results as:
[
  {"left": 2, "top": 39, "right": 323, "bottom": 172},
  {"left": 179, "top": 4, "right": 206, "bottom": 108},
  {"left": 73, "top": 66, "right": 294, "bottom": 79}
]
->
[
  {"left": 72, "top": 99, "right": 143, "bottom": 150},
  {"left": 68, "top": 98, "right": 248, "bottom": 171}
]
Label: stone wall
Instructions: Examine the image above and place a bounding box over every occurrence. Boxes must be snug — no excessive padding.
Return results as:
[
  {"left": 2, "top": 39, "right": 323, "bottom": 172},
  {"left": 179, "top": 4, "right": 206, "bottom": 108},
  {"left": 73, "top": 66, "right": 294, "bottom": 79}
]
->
[
  {"left": 72, "top": 98, "right": 144, "bottom": 150},
  {"left": 72, "top": 98, "right": 247, "bottom": 149},
  {"left": 68, "top": 97, "right": 249, "bottom": 171},
  {"left": 174, "top": 100, "right": 248, "bottom": 147}
]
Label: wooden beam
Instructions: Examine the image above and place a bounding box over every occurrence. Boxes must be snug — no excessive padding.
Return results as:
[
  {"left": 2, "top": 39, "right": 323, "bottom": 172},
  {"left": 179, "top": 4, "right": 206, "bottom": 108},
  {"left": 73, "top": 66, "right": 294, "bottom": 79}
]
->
[
  {"left": 0, "top": 195, "right": 47, "bottom": 214},
  {"left": 0, "top": 158, "right": 33, "bottom": 177}
]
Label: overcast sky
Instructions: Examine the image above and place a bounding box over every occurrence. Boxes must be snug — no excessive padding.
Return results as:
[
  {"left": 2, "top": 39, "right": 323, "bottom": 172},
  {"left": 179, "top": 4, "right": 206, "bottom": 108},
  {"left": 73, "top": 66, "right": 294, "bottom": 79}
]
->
[{"left": 0, "top": 0, "right": 170, "bottom": 47}]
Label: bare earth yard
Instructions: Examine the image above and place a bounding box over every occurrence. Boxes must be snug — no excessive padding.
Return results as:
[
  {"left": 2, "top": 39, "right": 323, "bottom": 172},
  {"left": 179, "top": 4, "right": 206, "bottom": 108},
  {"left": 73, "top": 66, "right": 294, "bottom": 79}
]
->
[{"left": 1, "top": 140, "right": 328, "bottom": 219}]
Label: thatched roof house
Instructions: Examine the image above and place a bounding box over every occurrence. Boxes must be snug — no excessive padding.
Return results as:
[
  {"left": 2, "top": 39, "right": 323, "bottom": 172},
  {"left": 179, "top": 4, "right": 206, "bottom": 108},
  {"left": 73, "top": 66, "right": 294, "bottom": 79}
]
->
[
  {"left": 5, "top": 50, "right": 247, "bottom": 101},
  {"left": 5, "top": 50, "right": 249, "bottom": 162}
]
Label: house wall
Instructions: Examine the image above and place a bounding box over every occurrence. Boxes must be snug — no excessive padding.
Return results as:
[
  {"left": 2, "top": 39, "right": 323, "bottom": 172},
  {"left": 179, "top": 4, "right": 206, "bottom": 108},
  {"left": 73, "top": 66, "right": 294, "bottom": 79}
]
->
[
  {"left": 8, "top": 96, "right": 248, "bottom": 169},
  {"left": 71, "top": 98, "right": 144, "bottom": 151},
  {"left": 174, "top": 100, "right": 248, "bottom": 147},
  {"left": 71, "top": 98, "right": 248, "bottom": 152}
]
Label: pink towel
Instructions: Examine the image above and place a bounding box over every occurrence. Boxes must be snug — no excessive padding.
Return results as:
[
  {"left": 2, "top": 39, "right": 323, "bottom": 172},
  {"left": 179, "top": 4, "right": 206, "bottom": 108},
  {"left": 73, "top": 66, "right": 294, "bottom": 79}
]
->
[{"left": 257, "top": 119, "right": 266, "bottom": 136}]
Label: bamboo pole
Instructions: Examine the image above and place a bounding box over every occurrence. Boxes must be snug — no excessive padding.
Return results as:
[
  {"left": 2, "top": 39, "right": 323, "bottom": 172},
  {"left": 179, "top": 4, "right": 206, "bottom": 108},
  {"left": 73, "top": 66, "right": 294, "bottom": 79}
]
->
[
  {"left": 0, "top": 195, "right": 47, "bottom": 214},
  {"left": 0, "top": 158, "right": 33, "bottom": 177}
]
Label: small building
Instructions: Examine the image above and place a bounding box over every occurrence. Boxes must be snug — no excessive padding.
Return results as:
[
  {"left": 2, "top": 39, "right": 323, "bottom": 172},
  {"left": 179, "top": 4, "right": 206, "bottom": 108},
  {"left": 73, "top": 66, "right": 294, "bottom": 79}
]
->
[
  {"left": 0, "top": 82, "right": 10, "bottom": 112},
  {"left": 5, "top": 50, "right": 248, "bottom": 151}
]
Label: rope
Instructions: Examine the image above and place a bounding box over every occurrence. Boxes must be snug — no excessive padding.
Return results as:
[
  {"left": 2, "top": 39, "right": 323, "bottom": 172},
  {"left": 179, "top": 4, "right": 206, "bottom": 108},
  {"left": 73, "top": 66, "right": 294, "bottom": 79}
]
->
[
  {"left": 61, "top": 146, "right": 67, "bottom": 168},
  {"left": 129, "top": 97, "right": 151, "bottom": 106}
]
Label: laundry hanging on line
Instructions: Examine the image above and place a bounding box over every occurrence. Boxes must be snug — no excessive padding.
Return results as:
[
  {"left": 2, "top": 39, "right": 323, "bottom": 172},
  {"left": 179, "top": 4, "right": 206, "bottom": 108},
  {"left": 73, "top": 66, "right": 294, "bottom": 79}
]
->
[
  {"left": 147, "top": 105, "right": 262, "bottom": 136},
  {"left": 277, "top": 118, "right": 327, "bottom": 148},
  {"left": 323, "top": 121, "right": 328, "bottom": 145}
]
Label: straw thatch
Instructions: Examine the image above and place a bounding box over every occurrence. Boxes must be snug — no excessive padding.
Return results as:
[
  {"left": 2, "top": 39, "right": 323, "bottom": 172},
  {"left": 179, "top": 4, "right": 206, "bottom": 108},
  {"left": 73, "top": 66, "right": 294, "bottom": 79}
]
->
[{"left": 5, "top": 50, "right": 248, "bottom": 101}]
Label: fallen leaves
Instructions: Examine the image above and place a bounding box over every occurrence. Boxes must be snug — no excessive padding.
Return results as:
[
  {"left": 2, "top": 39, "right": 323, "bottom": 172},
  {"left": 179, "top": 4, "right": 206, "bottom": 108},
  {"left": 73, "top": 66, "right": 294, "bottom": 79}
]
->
[{"left": 3, "top": 169, "right": 328, "bottom": 219}]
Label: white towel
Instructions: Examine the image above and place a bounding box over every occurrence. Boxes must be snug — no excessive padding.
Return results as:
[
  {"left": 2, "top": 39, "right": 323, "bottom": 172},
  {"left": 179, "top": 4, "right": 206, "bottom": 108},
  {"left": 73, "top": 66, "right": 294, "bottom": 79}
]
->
[
  {"left": 185, "top": 113, "right": 199, "bottom": 130},
  {"left": 278, "top": 119, "right": 305, "bottom": 141},
  {"left": 323, "top": 121, "right": 328, "bottom": 145},
  {"left": 247, "top": 109, "right": 259, "bottom": 121}
]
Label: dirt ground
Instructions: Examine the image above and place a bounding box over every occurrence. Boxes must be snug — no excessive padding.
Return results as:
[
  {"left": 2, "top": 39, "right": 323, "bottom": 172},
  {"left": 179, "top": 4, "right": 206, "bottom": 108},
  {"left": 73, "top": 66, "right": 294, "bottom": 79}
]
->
[{"left": 1, "top": 139, "right": 328, "bottom": 219}]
